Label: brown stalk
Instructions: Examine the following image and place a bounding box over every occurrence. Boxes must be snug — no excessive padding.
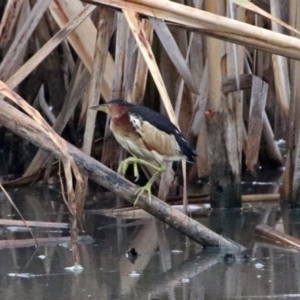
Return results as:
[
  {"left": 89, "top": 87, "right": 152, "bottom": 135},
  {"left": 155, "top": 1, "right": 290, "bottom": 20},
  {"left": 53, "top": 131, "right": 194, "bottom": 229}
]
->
[
  {"left": 0, "top": 82, "right": 84, "bottom": 265},
  {"left": 88, "top": 0, "right": 300, "bottom": 60},
  {"left": 0, "top": 0, "right": 52, "bottom": 81},
  {"left": 49, "top": 0, "right": 113, "bottom": 101},
  {"left": 150, "top": 17, "right": 198, "bottom": 94},
  {"left": 123, "top": 10, "right": 178, "bottom": 126},
  {"left": 131, "top": 19, "right": 152, "bottom": 103},
  {"left": 283, "top": 1, "right": 300, "bottom": 204},
  {"left": 245, "top": 76, "right": 269, "bottom": 171},
  {"left": 256, "top": 224, "right": 300, "bottom": 250},
  {"left": 0, "top": 0, "right": 23, "bottom": 48},
  {"left": 6, "top": 4, "right": 96, "bottom": 90},
  {"left": 24, "top": 63, "right": 90, "bottom": 177},
  {"left": 270, "top": 0, "right": 290, "bottom": 133},
  {"left": 81, "top": 7, "right": 115, "bottom": 211}
]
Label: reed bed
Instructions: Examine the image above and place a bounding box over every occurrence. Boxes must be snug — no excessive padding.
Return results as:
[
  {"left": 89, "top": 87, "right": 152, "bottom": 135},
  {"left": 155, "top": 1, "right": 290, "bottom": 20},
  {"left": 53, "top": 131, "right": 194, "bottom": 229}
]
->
[{"left": 0, "top": 0, "right": 300, "bottom": 262}]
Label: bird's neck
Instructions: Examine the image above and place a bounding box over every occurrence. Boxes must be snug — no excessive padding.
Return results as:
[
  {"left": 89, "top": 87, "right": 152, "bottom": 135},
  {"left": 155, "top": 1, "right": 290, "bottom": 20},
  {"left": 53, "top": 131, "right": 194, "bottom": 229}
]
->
[{"left": 109, "top": 105, "right": 129, "bottom": 119}]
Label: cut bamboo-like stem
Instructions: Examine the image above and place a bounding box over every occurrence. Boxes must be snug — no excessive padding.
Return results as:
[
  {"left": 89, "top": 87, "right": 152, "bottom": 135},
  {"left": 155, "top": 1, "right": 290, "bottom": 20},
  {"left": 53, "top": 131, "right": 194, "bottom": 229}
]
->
[
  {"left": 88, "top": 0, "right": 300, "bottom": 60},
  {"left": 256, "top": 224, "right": 300, "bottom": 250}
]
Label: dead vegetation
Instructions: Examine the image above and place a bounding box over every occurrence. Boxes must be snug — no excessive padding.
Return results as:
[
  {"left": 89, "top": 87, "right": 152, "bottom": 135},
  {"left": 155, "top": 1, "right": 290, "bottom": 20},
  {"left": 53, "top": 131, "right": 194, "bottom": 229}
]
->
[{"left": 1, "top": 0, "right": 300, "bottom": 263}]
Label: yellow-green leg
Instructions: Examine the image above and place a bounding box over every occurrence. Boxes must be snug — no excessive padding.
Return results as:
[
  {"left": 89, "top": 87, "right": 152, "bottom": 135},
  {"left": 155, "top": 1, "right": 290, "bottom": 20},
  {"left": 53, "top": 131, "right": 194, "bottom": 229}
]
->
[{"left": 117, "top": 157, "right": 165, "bottom": 205}]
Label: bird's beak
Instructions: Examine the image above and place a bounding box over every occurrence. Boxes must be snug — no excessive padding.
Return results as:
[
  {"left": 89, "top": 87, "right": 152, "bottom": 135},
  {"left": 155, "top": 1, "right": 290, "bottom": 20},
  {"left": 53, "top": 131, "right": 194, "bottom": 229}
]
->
[{"left": 90, "top": 104, "right": 109, "bottom": 114}]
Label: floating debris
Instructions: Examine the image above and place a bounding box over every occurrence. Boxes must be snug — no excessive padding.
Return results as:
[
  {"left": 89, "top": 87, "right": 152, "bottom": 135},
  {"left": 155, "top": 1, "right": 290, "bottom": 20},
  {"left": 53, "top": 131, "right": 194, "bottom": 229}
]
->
[
  {"left": 223, "top": 253, "right": 236, "bottom": 264},
  {"left": 7, "top": 226, "right": 29, "bottom": 232},
  {"left": 128, "top": 271, "right": 140, "bottom": 277},
  {"left": 8, "top": 273, "right": 36, "bottom": 278},
  {"left": 171, "top": 249, "right": 183, "bottom": 253},
  {"left": 65, "top": 264, "right": 84, "bottom": 273},
  {"left": 255, "top": 263, "right": 264, "bottom": 269},
  {"left": 126, "top": 248, "right": 138, "bottom": 264}
]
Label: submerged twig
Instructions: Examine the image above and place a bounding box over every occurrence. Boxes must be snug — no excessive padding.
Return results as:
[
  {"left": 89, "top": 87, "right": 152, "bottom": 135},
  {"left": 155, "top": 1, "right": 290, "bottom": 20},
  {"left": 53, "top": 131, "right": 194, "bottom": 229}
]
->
[{"left": 0, "top": 184, "right": 37, "bottom": 246}]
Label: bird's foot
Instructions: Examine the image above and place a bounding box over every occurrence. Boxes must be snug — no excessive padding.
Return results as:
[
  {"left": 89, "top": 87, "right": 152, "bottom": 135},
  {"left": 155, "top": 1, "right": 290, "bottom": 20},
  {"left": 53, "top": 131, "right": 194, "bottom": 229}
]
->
[
  {"left": 133, "top": 181, "right": 153, "bottom": 206},
  {"left": 133, "top": 171, "right": 162, "bottom": 206}
]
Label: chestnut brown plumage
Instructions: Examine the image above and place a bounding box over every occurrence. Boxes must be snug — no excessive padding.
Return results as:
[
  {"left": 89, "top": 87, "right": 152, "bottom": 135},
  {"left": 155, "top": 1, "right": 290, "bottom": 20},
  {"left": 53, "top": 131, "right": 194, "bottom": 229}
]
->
[{"left": 91, "top": 99, "right": 197, "bottom": 205}]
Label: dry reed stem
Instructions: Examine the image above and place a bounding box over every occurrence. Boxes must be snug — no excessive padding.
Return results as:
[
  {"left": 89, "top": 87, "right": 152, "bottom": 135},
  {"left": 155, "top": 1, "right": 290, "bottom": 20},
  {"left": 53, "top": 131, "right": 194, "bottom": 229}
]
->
[
  {"left": 256, "top": 224, "right": 300, "bottom": 250},
  {"left": 81, "top": 7, "right": 115, "bottom": 210},
  {"left": 0, "top": 0, "right": 23, "bottom": 48},
  {"left": 282, "top": 0, "right": 300, "bottom": 202},
  {"left": 131, "top": 19, "right": 152, "bottom": 104},
  {"left": 89, "top": 0, "right": 300, "bottom": 60},
  {"left": 123, "top": 10, "right": 178, "bottom": 126},
  {"left": 6, "top": 4, "right": 96, "bottom": 90},
  {"left": 246, "top": 76, "right": 268, "bottom": 171},
  {"left": 232, "top": 0, "right": 300, "bottom": 36},
  {"left": 0, "top": 81, "right": 84, "bottom": 265},
  {"left": 150, "top": 17, "right": 198, "bottom": 94},
  {"left": 0, "top": 0, "right": 52, "bottom": 81},
  {"left": 50, "top": 0, "right": 113, "bottom": 101},
  {"left": 271, "top": 0, "right": 290, "bottom": 128},
  {"left": 24, "top": 64, "right": 90, "bottom": 176}
]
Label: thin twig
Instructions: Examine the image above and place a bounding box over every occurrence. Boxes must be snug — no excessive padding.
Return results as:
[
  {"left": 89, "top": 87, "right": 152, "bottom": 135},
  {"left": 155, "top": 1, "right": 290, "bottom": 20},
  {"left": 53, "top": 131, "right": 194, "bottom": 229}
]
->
[{"left": 0, "top": 183, "right": 37, "bottom": 247}]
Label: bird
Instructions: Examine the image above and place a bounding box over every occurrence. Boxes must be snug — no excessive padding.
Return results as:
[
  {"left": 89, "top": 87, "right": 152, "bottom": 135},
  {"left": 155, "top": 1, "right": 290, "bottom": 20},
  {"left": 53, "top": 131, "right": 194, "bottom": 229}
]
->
[{"left": 91, "top": 99, "right": 197, "bottom": 205}]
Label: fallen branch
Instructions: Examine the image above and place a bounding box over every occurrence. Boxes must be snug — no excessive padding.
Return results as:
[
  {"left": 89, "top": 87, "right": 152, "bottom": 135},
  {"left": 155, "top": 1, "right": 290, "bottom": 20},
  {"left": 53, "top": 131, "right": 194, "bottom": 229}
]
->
[
  {"left": 0, "top": 235, "right": 92, "bottom": 249},
  {"left": 0, "top": 219, "right": 69, "bottom": 229},
  {"left": 255, "top": 224, "right": 300, "bottom": 250},
  {"left": 0, "top": 99, "right": 243, "bottom": 250}
]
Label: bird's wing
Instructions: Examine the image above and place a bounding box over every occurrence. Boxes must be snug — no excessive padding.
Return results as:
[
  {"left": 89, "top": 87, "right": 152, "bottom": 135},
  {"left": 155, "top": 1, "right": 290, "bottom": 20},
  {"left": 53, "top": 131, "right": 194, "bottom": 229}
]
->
[{"left": 134, "top": 118, "right": 182, "bottom": 159}]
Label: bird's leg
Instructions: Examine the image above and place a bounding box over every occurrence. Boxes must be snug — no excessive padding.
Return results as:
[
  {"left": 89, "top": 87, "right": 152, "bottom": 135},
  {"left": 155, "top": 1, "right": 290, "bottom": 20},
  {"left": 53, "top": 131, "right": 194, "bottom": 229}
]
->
[{"left": 118, "top": 157, "right": 140, "bottom": 178}]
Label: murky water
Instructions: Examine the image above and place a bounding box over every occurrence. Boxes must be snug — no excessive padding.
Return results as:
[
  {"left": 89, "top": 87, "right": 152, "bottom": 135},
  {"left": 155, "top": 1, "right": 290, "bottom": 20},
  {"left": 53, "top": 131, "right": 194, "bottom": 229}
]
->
[{"left": 0, "top": 181, "right": 300, "bottom": 299}]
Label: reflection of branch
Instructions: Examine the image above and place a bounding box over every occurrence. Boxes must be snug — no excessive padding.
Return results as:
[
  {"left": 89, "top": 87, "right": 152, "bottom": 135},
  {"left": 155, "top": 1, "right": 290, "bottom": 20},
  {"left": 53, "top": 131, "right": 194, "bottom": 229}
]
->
[
  {"left": 119, "top": 221, "right": 158, "bottom": 292},
  {"left": 0, "top": 100, "right": 243, "bottom": 250},
  {"left": 0, "top": 235, "right": 92, "bottom": 249},
  {"left": 145, "top": 249, "right": 220, "bottom": 297}
]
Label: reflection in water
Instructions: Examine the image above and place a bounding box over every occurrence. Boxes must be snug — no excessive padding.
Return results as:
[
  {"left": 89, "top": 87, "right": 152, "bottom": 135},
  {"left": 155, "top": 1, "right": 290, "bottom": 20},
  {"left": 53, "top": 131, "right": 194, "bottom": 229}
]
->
[{"left": 0, "top": 186, "right": 299, "bottom": 299}]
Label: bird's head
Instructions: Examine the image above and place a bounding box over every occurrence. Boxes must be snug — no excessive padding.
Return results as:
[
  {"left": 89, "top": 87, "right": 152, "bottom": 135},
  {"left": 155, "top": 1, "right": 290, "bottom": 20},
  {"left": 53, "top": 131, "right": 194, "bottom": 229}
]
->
[{"left": 90, "top": 99, "right": 132, "bottom": 117}]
